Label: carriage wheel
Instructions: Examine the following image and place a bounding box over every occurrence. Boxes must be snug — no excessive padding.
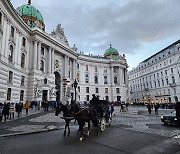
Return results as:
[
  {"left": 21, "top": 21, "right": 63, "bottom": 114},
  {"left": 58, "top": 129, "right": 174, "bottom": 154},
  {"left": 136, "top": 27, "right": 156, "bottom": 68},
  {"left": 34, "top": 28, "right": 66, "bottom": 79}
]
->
[{"left": 100, "top": 118, "right": 106, "bottom": 132}]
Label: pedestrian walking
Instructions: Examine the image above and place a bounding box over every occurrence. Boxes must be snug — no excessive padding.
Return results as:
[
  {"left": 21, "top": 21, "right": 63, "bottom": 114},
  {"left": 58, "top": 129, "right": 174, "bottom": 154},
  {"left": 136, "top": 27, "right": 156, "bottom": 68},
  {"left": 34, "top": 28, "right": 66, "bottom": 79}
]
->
[
  {"left": 0, "top": 103, "right": 3, "bottom": 122},
  {"left": 154, "top": 103, "right": 160, "bottom": 115},
  {"left": 15, "top": 102, "right": 23, "bottom": 117},
  {"left": 9, "top": 102, "right": 15, "bottom": 119},
  {"left": 147, "top": 103, "right": 152, "bottom": 115},
  {"left": 24, "top": 100, "right": 30, "bottom": 115},
  {"left": 2, "top": 102, "right": 10, "bottom": 122},
  {"left": 120, "top": 102, "right": 124, "bottom": 112}
]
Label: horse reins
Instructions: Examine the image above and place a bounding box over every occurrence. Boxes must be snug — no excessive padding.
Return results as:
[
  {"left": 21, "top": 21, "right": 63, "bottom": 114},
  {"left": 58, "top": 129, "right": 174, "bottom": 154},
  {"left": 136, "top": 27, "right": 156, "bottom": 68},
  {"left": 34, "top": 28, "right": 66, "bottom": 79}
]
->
[{"left": 75, "top": 107, "right": 89, "bottom": 115}]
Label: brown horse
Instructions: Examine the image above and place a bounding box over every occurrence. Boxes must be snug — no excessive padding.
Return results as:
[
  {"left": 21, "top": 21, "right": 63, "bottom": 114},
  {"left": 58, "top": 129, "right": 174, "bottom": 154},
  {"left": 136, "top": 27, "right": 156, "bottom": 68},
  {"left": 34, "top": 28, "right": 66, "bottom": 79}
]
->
[
  {"left": 72, "top": 103, "right": 98, "bottom": 141},
  {"left": 55, "top": 103, "right": 74, "bottom": 137}
]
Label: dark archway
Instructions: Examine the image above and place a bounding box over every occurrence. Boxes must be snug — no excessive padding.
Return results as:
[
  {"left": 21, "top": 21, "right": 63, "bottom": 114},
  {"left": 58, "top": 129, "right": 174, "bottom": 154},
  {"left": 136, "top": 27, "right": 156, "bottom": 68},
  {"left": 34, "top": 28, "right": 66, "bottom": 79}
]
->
[{"left": 54, "top": 72, "right": 61, "bottom": 103}]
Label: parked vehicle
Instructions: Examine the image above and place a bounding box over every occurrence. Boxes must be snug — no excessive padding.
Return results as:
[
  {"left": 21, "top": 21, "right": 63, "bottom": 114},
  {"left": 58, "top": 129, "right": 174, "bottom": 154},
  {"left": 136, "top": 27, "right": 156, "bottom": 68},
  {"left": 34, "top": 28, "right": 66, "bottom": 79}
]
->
[{"left": 161, "top": 111, "right": 177, "bottom": 125}]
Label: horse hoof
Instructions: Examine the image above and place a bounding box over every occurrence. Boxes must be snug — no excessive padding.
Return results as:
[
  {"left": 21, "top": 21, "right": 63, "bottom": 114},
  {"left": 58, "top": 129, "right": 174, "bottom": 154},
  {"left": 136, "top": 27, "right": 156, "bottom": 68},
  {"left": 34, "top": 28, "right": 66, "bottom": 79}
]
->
[{"left": 80, "top": 137, "right": 83, "bottom": 142}]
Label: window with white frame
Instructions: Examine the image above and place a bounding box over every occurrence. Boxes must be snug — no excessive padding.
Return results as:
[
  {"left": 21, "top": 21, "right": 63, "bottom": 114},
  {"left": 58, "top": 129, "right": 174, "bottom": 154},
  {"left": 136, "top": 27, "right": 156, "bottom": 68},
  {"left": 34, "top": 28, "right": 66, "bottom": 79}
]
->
[
  {"left": 40, "top": 60, "right": 44, "bottom": 72},
  {"left": 21, "top": 76, "right": 25, "bottom": 86},
  {"left": 8, "top": 71, "right": 13, "bottom": 83},
  {"left": 94, "top": 75, "right": 98, "bottom": 84},
  {"left": 8, "top": 45, "right": 13, "bottom": 62},
  {"left": 104, "top": 76, "right": 108, "bottom": 84},
  {"left": 10, "top": 26, "right": 15, "bottom": 38},
  {"left": 114, "top": 76, "right": 118, "bottom": 84},
  {"left": 21, "top": 53, "right": 25, "bottom": 68},
  {"left": 7, "top": 88, "right": 11, "bottom": 100},
  {"left": 85, "top": 74, "right": 89, "bottom": 83},
  {"left": 20, "top": 90, "right": 24, "bottom": 101}
]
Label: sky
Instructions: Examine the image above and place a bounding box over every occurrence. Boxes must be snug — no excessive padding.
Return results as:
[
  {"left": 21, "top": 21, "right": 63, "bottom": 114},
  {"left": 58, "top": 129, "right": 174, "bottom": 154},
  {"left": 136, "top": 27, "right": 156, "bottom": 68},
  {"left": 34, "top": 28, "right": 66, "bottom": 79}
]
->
[{"left": 11, "top": 0, "right": 180, "bottom": 70}]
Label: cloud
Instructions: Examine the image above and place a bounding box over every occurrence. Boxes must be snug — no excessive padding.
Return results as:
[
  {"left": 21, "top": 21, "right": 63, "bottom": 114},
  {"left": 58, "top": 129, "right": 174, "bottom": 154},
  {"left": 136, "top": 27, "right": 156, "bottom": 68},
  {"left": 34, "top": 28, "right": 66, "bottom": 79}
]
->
[{"left": 11, "top": 0, "right": 180, "bottom": 55}]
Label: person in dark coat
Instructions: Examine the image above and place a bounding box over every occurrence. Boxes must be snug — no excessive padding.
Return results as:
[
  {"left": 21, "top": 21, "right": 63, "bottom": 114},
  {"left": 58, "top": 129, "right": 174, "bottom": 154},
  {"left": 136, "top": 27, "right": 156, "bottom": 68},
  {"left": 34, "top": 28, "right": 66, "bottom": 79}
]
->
[
  {"left": 15, "top": 102, "right": 23, "bottom": 117},
  {"left": 2, "top": 102, "right": 10, "bottom": 122},
  {"left": 175, "top": 101, "right": 180, "bottom": 126},
  {"left": 147, "top": 103, "right": 152, "bottom": 115},
  {"left": 154, "top": 103, "right": 160, "bottom": 115}
]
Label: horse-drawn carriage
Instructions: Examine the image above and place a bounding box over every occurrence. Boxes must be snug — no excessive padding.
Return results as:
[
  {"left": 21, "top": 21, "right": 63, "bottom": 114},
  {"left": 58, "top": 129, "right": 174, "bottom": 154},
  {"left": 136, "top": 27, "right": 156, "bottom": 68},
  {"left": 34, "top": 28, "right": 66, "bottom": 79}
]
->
[{"left": 55, "top": 99, "right": 113, "bottom": 141}]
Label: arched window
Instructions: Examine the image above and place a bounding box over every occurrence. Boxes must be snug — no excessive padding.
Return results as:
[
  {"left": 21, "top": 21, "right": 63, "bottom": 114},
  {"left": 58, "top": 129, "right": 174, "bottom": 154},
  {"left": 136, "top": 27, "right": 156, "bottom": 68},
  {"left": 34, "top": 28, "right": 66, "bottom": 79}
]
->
[
  {"left": 21, "top": 53, "right": 25, "bottom": 68},
  {"left": 8, "top": 45, "right": 13, "bottom": 62},
  {"left": 94, "top": 75, "right": 98, "bottom": 84},
  {"left": 40, "top": 60, "right": 44, "bottom": 72},
  {"left": 104, "top": 76, "right": 108, "bottom": 84},
  {"left": 114, "top": 76, "right": 118, "bottom": 84},
  {"left": 85, "top": 74, "right": 89, "bottom": 83}
]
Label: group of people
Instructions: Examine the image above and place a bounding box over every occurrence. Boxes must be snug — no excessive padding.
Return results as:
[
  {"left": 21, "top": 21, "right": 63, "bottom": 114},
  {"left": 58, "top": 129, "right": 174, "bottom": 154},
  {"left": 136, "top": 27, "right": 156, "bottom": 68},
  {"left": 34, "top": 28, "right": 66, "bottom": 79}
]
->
[
  {"left": 0, "top": 100, "right": 31, "bottom": 122},
  {"left": 147, "top": 103, "right": 160, "bottom": 115}
]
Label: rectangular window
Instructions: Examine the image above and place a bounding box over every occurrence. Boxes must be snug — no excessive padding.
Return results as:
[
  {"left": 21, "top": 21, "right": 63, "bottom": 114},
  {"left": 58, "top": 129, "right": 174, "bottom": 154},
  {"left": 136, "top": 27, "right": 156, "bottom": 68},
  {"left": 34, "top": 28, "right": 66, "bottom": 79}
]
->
[
  {"left": 116, "top": 88, "right": 120, "bottom": 94},
  {"left": 7, "top": 88, "right": 11, "bottom": 100},
  {"left": 22, "top": 37, "right": 26, "bottom": 47},
  {"left": 86, "top": 95, "right": 89, "bottom": 101},
  {"left": 21, "top": 76, "right": 25, "bottom": 86},
  {"left": 11, "top": 26, "right": 15, "bottom": 38},
  {"left": 171, "top": 68, "right": 173, "bottom": 73},
  {"left": 8, "top": 71, "right": 13, "bottom": 83},
  {"left": 20, "top": 90, "right": 24, "bottom": 101},
  {"left": 77, "top": 63, "right": 80, "bottom": 69},
  {"left": 96, "top": 88, "right": 99, "bottom": 93},
  {"left": 86, "top": 87, "right": 89, "bottom": 93},
  {"left": 105, "top": 88, "right": 108, "bottom": 93},
  {"left": 165, "top": 70, "right": 167, "bottom": 75},
  {"left": 41, "top": 47, "right": 44, "bottom": 55}
]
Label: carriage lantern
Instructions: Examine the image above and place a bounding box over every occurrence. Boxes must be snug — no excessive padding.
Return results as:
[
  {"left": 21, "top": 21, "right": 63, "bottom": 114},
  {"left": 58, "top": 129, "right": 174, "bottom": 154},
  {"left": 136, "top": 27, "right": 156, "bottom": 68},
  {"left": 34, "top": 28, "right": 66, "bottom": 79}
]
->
[{"left": 73, "top": 79, "right": 78, "bottom": 102}]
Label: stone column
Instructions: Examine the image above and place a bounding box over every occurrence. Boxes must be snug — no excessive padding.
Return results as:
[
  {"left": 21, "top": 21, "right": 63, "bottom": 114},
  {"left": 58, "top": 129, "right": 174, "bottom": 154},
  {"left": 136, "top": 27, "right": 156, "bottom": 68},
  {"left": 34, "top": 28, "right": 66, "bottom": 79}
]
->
[
  {"left": 110, "top": 66, "right": 114, "bottom": 101},
  {"left": 64, "top": 55, "right": 69, "bottom": 78},
  {"left": 51, "top": 48, "right": 54, "bottom": 73},
  {"left": 48, "top": 47, "right": 51, "bottom": 73},
  {"left": 73, "top": 60, "right": 76, "bottom": 80},
  {"left": 33, "top": 40, "right": 37, "bottom": 69},
  {"left": 37, "top": 42, "right": 41, "bottom": 70}
]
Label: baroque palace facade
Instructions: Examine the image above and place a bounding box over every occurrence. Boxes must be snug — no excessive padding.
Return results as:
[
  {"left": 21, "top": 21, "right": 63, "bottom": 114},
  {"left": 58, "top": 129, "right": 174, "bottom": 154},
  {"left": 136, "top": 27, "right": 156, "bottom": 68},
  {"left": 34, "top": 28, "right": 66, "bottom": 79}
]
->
[
  {"left": 0, "top": 0, "right": 128, "bottom": 103},
  {"left": 128, "top": 40, "right": 180, "bottom": 104}
]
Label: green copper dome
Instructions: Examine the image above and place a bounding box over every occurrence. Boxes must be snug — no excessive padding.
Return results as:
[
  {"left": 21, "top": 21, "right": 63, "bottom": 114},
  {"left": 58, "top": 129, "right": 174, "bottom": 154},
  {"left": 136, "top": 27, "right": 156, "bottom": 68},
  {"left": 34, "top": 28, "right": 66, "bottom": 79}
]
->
[
  {"left": 16, "top": 2, "right": 45, "bottom": 30},
  {"left": 17, "top": 4, "right": 44, "bottom": 22},
  {"left": 104, "top": 45, "right": 119, "bottom": 57}
]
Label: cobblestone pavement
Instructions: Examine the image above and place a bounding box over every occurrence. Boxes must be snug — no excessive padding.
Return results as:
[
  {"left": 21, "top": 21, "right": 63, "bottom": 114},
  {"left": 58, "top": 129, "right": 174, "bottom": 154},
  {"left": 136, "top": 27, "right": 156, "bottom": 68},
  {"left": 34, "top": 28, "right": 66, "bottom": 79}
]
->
[
  {"left": 113, "top": 106, "right": 180, "bottom": 139},
  {"left": 0, "top": 106, "right": 179, "bottom": 140}
]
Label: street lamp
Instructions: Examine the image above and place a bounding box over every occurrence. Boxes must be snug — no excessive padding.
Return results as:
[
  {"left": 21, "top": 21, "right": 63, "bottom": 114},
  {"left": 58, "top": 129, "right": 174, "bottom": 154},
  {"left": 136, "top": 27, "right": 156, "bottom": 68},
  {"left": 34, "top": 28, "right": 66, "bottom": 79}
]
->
[{"left": 73, "top": 79, "right": 78, "bottom": 102}]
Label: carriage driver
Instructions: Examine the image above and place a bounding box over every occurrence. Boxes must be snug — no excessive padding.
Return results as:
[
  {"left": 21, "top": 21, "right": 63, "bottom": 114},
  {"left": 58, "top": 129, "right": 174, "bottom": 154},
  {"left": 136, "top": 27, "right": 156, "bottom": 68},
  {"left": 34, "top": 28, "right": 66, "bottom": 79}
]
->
[{"left": 90, "top": 94, "right": 101, "bottom": 116}]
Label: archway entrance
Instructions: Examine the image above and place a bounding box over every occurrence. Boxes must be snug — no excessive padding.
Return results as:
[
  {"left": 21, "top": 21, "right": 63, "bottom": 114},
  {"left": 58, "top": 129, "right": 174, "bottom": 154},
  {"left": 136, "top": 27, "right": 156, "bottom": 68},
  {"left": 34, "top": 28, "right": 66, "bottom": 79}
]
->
[{"left": 54, "top": 72, "right": 61, "bottom": 103}]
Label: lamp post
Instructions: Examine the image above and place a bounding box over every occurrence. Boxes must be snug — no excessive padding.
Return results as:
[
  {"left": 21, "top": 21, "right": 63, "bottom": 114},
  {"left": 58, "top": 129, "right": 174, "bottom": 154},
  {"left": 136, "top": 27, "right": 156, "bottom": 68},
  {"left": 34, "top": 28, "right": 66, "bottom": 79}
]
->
[{"left": 73, "top": 79, "right": 78, "bottom": 102}]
